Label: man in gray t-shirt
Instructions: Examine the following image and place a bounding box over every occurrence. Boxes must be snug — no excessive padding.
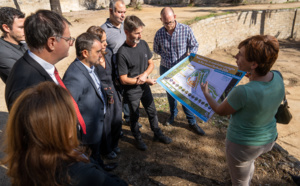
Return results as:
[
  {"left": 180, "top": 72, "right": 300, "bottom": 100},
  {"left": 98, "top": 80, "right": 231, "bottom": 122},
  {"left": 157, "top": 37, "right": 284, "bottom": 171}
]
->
[{"left": 101, "top": 0, "right": 126, "bottom": 54}]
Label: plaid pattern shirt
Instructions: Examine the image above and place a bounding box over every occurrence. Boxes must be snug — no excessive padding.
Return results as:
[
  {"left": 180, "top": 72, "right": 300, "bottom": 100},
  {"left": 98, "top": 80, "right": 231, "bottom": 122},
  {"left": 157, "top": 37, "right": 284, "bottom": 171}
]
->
[{"left": 153, "top": 21, "right": 199, "bottom": 69}]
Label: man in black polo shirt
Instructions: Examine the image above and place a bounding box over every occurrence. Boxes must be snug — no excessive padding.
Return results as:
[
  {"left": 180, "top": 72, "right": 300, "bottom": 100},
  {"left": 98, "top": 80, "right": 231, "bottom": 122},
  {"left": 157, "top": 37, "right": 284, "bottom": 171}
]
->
[{"left": 117, "top": 15, "right": 172, "bottom": 151}]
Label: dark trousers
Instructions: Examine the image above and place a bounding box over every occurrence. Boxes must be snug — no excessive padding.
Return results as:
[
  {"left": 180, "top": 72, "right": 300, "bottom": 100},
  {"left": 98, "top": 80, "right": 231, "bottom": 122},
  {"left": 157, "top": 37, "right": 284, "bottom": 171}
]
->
[
  {"left": 88, "top": 142, "right": 104, "bottom": 166},
  {"left": 123, "top": 101, "right": 130, "bottom": 122},
  {"left": 125, "top": 85, "right": 161, "bottom": 138},
  {"left": 100, "top": 90, "right": 122, "bottom": 154}
]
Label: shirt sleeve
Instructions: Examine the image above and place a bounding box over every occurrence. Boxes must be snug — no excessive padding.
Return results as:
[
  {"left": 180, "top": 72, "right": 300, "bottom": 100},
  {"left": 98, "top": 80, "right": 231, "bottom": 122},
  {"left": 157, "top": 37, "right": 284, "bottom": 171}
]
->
[
  {"left": 187, "top": 26, "right": 199, "bottom": 54},
  {"left": 117, "top": 50, "right": 128, "bottom": 76},
  {"left": 227, "top": 85, "right": 246, "bottom": 111},
  {"left": 144, "top": 41, "right": 153, "bottom": 60},
  {"left": 153, "top": 31, "right": 162, "bottom": 55}
]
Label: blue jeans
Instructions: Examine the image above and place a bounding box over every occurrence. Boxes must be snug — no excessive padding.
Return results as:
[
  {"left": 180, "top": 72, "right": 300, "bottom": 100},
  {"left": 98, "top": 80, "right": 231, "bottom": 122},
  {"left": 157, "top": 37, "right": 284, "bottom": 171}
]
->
[{"left": 160, "top": 65, "right": 196, "bottom": 124}]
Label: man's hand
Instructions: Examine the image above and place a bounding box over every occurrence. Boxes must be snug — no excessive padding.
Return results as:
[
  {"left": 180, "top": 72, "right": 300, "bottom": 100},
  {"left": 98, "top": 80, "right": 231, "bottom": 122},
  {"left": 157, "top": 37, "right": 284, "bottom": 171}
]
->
[
  {"left": 146, "top": 78, "right": 157, "bottom": 86},
  {"left": 136, "top": 73, "right": 148, "bottom": 85}
]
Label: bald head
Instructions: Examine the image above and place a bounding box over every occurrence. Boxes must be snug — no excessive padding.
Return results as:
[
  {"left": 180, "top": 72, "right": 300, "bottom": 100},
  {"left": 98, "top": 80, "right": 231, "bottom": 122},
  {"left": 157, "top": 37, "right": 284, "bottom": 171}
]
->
[
  {"left": 160, "top": 7, "right": 176, "bottom": 33},
  {"left": 160, "top": 7, "right": 175, "bottom": 17}
]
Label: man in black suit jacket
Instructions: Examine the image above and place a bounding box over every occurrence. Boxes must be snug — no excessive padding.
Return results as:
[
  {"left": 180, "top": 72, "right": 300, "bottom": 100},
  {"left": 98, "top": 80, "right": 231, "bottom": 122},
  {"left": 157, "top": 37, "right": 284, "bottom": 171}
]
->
[
  {"left": 5, "top": 10, "right": 73, "bottom": 110},
  {"left": 0, "top": 7, "right": 27, "bottom": 83},
  {"left": 63, "top": 33, "right": 114, "bottom": 170}
]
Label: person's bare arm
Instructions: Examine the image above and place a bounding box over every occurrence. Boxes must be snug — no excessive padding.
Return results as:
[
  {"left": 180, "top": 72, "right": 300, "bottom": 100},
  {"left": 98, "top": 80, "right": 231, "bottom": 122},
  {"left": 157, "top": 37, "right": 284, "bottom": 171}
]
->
[
  {"left": 136, "top": 58, "right": 154, "bottom": 85},
  {"left": 146, "top": 78, "right": 157, "bottom": 86},
  {"left": 201, "top": 81, "right": 236, "bottom": 116},
  {"left": 119, "top": 74, "right": 138, "bottom": 85}
]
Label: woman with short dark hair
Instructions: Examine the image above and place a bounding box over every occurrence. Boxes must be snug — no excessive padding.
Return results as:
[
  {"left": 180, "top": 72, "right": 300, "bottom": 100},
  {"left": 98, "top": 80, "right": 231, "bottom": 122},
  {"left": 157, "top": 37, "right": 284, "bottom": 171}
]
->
[
  {"left": 1, "top": 82, "right": 127, "bottom": 186},
  {"left": 201, "top": 35, "right": 284, "bottom": 185}
]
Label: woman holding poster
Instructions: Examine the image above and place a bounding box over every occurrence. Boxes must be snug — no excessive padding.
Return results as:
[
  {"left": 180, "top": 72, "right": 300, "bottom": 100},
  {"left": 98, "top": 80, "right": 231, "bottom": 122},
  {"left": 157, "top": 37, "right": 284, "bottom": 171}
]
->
[{"left": 201, "top": 35, "right": 284, "bottom": 185}]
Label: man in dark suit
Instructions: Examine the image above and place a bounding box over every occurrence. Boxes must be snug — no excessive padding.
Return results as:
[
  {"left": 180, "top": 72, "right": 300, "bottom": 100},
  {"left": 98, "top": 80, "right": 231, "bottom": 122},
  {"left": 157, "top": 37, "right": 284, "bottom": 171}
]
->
[
  {"left": 5, "top": 10, "right": 73, "bottom": 110},
  {"left": 0, "top": 7, "right": 27, "bottom": 83},
  {"left": 63, "top": 32, "right": 117, "bottom": 171}
]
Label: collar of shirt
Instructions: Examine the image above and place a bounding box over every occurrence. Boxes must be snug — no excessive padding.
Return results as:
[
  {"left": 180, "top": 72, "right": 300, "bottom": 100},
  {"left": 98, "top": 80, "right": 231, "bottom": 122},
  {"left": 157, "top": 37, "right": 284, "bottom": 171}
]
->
[
  {"left": 78, "top": 59, "right": 100, "bottom": 89},
  {"left": 78, "top": 59, "right": 106, "bottom": 114},
  {"left": 105, "top": 18, "right": 124, "bottom": 29},
  {"left": 1, "top": 37, "right": 25, "bottom": 51},
  {"left": 164, "top": 20, "right": 180, "bottom": 36},
  {"left": 28, "top": 50, "right": 58, "bottom": 84},
  {"left": 78, "top": 59, "right": 94, "bottom": 73}
]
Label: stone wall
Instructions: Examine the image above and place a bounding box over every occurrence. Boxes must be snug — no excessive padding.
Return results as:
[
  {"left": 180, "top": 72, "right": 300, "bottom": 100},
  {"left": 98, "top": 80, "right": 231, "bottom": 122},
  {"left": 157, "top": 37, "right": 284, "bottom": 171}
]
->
[
  {"left": 242, "top": 0, "right": 295, "bottom": 3},
  {"left": 191, "top": 8, "right": 300, "bottom": 56},
  {"left": 0, "top": 0, "right": 133, "bottom": 15},
  {"left": 143, "top": 0, "right": 293, "bottom": 5},
  {"left": 144, "top": 0, "right": 232, "bottom": 5},
  {"left": 0, "top": 0, "right": 296, "bottom": 15}
]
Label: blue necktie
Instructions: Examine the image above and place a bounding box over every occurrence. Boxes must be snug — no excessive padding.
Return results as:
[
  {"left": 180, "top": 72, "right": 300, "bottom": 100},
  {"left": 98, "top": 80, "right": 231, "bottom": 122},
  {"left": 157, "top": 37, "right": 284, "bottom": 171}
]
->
[{"left": 90, "top": 68, "right": 106, "bottom": 114}]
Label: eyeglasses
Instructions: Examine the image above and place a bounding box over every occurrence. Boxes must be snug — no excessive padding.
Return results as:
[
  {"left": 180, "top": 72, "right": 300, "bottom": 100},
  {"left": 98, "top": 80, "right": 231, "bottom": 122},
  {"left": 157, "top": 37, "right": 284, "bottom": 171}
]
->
[
  {"left": 57, "top": 36, "right": 75, "bottom": 45},
  {"left": 163, "top": 20, "right": 175, "bottom": 26}
]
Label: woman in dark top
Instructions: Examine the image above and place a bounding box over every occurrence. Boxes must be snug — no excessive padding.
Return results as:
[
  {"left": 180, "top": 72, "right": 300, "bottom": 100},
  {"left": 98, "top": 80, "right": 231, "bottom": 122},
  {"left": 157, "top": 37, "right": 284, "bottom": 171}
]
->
[
  {"left": 1, "top": 82, "right": 127, "bottom": 186},
  {"left": 87, "top": 26, "right": 123, "bottom": 159}
]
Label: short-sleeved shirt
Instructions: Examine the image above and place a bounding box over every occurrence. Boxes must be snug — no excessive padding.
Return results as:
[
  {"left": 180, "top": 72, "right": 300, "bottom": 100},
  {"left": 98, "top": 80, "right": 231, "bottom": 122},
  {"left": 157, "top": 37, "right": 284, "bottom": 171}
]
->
[
  {"left": 226, "top": 71, "right": 285, "bottom": 146},
  {"left": 101, "top": 19, "right": 126, "bottom": 54},
  {"left": 117, "top": 40, "right": 153, "bottom": 100}
]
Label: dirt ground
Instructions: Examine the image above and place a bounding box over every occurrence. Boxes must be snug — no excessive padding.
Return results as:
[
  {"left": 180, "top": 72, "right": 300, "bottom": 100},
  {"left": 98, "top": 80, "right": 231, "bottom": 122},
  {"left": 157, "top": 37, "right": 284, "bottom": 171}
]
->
[{"left": 1, "top": 2, "right": 300, "bottom": 186}]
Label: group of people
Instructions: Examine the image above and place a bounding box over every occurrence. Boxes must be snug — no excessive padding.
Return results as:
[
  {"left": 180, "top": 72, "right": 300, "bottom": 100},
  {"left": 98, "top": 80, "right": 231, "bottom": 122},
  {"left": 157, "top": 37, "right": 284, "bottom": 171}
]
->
[{"left": 0, "top": 1, "right": 285, "bottom": 185}]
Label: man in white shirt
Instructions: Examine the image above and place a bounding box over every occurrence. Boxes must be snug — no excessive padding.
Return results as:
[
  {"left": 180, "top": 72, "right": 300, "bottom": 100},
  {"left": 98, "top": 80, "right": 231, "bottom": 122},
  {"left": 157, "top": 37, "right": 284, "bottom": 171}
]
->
[{"left": 5, "top": 9, "right": 74, "bottom": 110}]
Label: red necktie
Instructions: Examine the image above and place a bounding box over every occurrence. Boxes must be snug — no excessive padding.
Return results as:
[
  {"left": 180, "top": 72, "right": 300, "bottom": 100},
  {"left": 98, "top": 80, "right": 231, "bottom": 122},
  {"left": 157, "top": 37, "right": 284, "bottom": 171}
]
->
[{"left": 54, "top": 68, "right": 86, "bottom": 134}]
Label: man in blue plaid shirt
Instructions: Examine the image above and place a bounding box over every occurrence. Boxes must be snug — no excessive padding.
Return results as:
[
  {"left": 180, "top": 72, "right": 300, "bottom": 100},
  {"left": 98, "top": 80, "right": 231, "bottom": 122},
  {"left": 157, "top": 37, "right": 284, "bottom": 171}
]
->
[{"left": 153, "top": 7, "right": 205, "bottom": 136}]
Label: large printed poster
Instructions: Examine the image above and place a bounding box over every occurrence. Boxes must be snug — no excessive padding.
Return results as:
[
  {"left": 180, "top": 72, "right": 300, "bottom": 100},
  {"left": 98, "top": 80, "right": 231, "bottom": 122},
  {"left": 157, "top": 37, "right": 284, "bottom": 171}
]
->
[{"left": 157, "top": 53, "right": 246, "bottom": 122}]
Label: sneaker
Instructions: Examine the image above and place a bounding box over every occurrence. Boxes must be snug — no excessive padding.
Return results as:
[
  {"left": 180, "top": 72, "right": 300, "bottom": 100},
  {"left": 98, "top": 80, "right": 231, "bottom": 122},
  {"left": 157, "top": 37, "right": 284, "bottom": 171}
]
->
[
  {"left": 189, "top": 123, "right": 205, "bottom": 136},
  {"left": 153, "top": 133, "right": 172, "bottom": 144},
  {"left": 113, "top": 147, "right": 121, "bottom": 154},
  {"left": 135, "top": 137, "right": 147, "bottom": 151},
  {"left": 106, "top": 151, "right": 117, "bottom": 159},
  {"left": 164, "top": 114, "right": 177, "bottom": 126}
]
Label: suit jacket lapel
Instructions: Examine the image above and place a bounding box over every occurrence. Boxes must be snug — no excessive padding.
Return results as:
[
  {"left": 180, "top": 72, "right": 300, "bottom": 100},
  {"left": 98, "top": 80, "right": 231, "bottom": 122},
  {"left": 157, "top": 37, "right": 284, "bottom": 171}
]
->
[
  {"left": 23, "top": 52, "right": 54, "bottom": 81},
  {"left": 73, "top": 59, "right": 105, "bottom": 104}
]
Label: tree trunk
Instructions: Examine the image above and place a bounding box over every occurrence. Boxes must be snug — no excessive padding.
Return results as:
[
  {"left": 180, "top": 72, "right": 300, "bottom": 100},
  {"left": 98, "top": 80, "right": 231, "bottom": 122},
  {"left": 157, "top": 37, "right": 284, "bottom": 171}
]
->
[
  {"left": 13, "top": 0, "right": 21, "bottom": 11},
  {"left": 130, "top": 0, "right": 137, "bottom": 7},
  {"left": 50, "top": 0, "right": 62, "bottom": 15}
]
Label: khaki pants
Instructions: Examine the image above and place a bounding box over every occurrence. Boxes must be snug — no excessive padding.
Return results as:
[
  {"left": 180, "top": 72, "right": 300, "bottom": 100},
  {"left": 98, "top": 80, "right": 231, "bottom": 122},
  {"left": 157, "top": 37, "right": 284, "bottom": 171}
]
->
[{"left": 225, "top": 139, "right": 275, "bottom": 186}]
